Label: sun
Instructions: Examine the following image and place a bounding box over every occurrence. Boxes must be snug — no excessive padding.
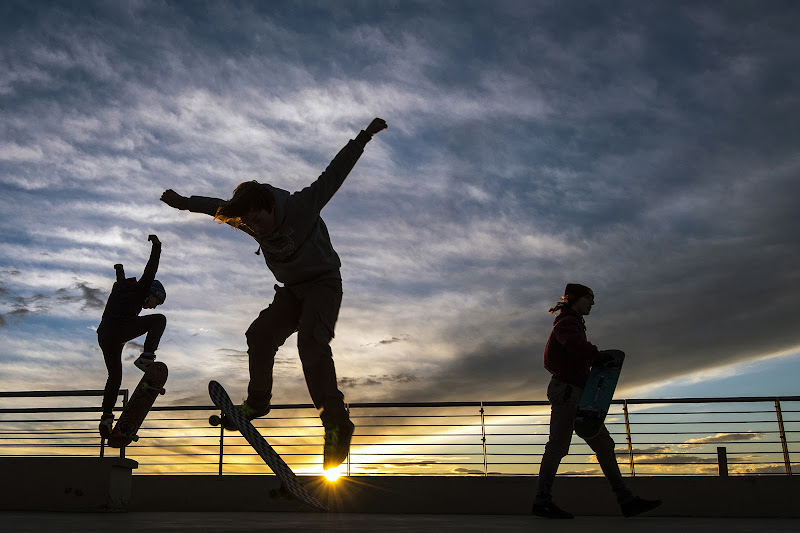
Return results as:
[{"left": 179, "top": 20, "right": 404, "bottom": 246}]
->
[{"left": 324, "top": 465, "right": 344, "bottom": 482}]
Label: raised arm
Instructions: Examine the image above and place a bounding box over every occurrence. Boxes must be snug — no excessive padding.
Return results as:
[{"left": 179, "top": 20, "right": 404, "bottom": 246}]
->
[
  {"left": 293, "top": 118, "right": 387, "bottom": 213},
  {"left": 139, "top": 235, "right": 162, "bottom": 288},
  {"left": 114, "top": 263, "right": 126, "bottom": 282}
]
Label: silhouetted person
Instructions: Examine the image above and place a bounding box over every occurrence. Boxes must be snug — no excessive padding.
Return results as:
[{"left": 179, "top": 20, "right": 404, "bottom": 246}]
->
[
  {"left": 160, "top": 118, "right": 387, "bottom": 469},
  {"left": 98, "top": 235, "right": 167, "bottom": 437},
  {"left": 532, "top": 283, "right": 661, "bottom": 518}
]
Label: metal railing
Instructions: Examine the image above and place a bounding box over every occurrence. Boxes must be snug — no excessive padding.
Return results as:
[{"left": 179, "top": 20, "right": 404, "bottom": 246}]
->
[{"left": 1, "top": 391, "right": 797, "bottom": 476}]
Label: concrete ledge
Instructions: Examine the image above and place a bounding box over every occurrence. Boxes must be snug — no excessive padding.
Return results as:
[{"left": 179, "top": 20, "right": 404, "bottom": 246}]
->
[
  {"left": 131, "top": 475, "right": 799, "bottom": 517},
  {"left": 0, "top": 457, "right": 138, "bottom": 512}
]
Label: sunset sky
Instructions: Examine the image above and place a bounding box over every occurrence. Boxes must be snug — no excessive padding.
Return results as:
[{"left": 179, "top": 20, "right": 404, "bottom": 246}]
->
[{"left": 2, "top": 0, "right": 799, "bottom": 412}]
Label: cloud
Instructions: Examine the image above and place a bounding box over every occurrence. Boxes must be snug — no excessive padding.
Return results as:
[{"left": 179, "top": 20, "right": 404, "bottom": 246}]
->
[
  {"left": 339, "top": 373, "right": 420, "bottom": 389},
  {"left": 679, "top": 432, "right": 766, "bottom": 449},
  {"left": 2, "top": 1, "right": 800, "bottom": 407}
]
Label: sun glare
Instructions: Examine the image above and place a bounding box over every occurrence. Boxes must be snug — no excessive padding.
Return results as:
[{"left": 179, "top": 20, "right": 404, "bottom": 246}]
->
[{"left": 324, "top": 466, "right": 344, "bottom": 482}]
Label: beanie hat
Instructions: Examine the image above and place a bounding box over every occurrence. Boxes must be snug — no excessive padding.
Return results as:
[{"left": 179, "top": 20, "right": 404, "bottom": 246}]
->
[
  {"left": 564, "top": 283, "right": 593, "bottom": 303},
  {"left": 150, "top": 280, "right": 166, "bottom": 303}
]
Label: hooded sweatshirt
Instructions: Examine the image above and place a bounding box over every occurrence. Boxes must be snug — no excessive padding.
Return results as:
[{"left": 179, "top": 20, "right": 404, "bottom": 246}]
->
[
  {"left": 184, "top": 130, "right": 372, "bottom": 286},
  {"left": 542, "top": 308, "right": 606, "bottom": 388}
]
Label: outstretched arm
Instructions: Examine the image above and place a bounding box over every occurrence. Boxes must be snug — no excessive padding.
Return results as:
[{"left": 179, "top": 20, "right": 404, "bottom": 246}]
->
[
  {"left": 161, "top": 189, "right": 225, "bottom": 217},
  {"left": 293, "top": 117, "right": 387, "bottom": 213}
]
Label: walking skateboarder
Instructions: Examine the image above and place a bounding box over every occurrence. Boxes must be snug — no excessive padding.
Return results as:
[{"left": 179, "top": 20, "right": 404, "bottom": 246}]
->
[
  {"left": 532, "top": 283, "right": 661, "bottom": 518},
  {"left": 160, "top": 117, "right": 388, "bottom": 469},
  {"left": 98, "top": 235, "right": 167, "bottom": 437}
]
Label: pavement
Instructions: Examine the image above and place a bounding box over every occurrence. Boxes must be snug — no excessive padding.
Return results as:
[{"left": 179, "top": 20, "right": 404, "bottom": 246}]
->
[{"left": 1, "top": 512, "right": 799, "bottom": 533}]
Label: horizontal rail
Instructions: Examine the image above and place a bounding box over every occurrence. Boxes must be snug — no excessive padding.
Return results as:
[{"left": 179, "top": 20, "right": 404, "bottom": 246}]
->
[{"left": 1, "top": 392, "right": 797, "bottom": 477}]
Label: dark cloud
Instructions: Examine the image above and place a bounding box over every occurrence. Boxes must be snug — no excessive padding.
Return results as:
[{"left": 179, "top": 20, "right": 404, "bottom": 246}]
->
[
  {"left": 0, "top": 286, "right": 50, "bottom": 326},
  {"left": 364, "top": 336, "right": 409, "bottom": 347},
  {"left": 679, "top": 432, "right": 766, "bottom": 448},
  {"left": 339, "top": 373, "right": 420, "bottom": 389},
  {"left": 55, "top": 281, "right": 105, "bottom": 311}
]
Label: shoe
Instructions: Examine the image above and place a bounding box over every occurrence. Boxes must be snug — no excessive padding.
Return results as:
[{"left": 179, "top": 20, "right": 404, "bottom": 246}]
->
[
  {"left": 99, "top": 414, "right": 114, "bottom": 438},
  {"left": 221, "top": 400, "right": 270, "bottom": 431},
  {"left": 621, "top": 496, "right": 662, "bottom": 517},
  {"left": 134, "top": 352, "right": 156, "bottom": 371},
  {"left": 531, "top": 500, "right": 574, "bottom": 519},
  {"left": 323, "top": 419, "right": 355, "bottom": 470}
]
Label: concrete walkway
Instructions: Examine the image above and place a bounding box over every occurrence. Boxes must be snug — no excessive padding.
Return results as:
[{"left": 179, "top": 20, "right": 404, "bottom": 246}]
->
[{"left": 2, "top": 512, "right": 798, "bottom": 533}]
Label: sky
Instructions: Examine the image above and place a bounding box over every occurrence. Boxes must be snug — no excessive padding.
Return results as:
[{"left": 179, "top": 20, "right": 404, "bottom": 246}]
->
[{"left": 1, "top": 0, "right": 800, "bottom": 412}]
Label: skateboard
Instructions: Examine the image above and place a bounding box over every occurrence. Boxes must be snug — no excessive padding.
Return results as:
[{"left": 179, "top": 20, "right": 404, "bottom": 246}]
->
[
  {"left": 107, "top": 362, "right": 168, "bottom": 448},
  {"left": 208, "top": 380, "right": 328, "bottom": 511},
  {"left": 574, "top": 350, "right": 625, "bottom": 439}
]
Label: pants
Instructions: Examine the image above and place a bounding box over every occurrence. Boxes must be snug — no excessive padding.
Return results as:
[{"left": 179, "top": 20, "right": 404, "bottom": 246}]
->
[
  {"left": 245, "top": 278, "right": 347, "bottom": 426},
  {"left": 98, "top": 313, "right": 166, "bottom": 414},
  {"left": 535, "top": 377, "right": 630, "bottom": 503}
]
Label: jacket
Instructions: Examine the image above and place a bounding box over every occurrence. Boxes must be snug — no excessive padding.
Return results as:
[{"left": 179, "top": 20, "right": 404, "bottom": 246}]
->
[
  {"left": 542, "top": 308, "right": 605, "bottom": 387},
  {"left": 185, "top": 130, "right": 372, "bottom": 286}
]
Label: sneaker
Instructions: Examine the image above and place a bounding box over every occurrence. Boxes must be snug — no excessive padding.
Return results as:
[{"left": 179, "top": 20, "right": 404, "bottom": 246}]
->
[
  {"left": 531, "top": 500, "right": 574, "bottom": 519},
  {"left": 221, "top": 400, "right": 270, "bottom": 431},
  {"left": 134, "top": 352, "right": 156, "bottom": 372},
  {"left": 621, "top": 496, "right": 662, "bottom": 517},
  {"left": 323, "top": 419, "right": 355, "bottom": 470},
  {"left": 99, "top": 413, "right": 114, "bottom": 438}
]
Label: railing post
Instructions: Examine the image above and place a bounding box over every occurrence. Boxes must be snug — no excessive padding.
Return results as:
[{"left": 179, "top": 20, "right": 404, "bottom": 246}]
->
[
  {"left": 480, "top": 402, "right": 487, "bottom": 476},
  {"left": 119, "top": 389, "right": 128, "bottom": 460},
  {"left": 717, "top": 446, "right": 728, "bottom": 476},
  {"left": 346, "top": 403, "right": 351, "bottom": 477},
  {"left": 623, "top": 400, "right": 635, "bottom": 477},
  {"left": 218, "top": 416, "right": 224, "bottom": 476},
  {"left": 775, "top": 399, "right": 792, "bottom": 476}
]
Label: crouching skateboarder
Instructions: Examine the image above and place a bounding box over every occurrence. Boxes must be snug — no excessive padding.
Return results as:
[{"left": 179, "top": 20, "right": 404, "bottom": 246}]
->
[
  {"left": 533, "top": 283, "right": 662, "bottom": 518},
  {"left": 160, "top": 117, "right": 388, "bottom": 470},
  {"left": 97, "top": 235, "right": 167, "bottom": 438}
]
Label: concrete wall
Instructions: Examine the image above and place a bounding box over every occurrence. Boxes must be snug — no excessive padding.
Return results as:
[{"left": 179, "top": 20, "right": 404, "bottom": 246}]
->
[
  {"left": 131, "top": 474, "right": 799, "bottom": 517},
  {"left": 0, "top": 457, "right": 138, "bottom": 512}
]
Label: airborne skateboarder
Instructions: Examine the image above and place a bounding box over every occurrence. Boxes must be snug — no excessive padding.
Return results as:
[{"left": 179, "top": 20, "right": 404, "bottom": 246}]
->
[
  {"left": 97, "top": 235, "right": 167, "bottom": 438},
  {"left": 532, "top": 283, "right": 661, "bottom": 518},
  {"left": 160, "top": 117, "right": 387, "bottom": 470}
]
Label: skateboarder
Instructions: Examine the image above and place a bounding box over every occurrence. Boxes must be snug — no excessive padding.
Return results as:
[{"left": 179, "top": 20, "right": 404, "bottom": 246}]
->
[
  {"left": 97, "top": 235, "right": 167, "bottom": 438},
  {"left": 532, "top": 283, "right": 661, "bottom": 518},
  {"left": 160, "top": 117, "right": 388, "bottom": 470}
]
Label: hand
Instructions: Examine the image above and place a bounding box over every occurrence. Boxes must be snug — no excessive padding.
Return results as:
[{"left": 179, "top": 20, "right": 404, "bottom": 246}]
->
[
  {"left": 365, "top": 117, "right": 388, "bottom": 136},
  {"left": 161, "top": 189, "right": 188, "bottom": 210},
  {"left": 148, "top": 234, "right": 161, "bottom": 246}
]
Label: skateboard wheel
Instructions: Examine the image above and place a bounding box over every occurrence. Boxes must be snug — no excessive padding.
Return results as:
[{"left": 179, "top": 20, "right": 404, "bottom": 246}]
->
[
  {"left": 209, "top": 415, "right": 221, "bottom": 426},
  {"left": 159, "top": 388, "right": 166, "bottom": 395},
  {"left": 131, "top": 435, "right": 139, "bottom": 442}
]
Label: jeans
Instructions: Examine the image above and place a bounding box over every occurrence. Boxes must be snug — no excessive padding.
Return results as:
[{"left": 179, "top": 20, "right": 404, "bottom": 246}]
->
[
  {"left": 98, "top": 313, "right": 166, "bottom": 414},
  {"left": 245, "top": 278, "right": 347, "bottom": 426},
  {"left": 535, "top": 377, "right": 630, "bottom": 503}
]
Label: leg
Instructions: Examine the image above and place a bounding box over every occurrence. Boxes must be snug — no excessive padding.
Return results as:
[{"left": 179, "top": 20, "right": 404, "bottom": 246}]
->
[
  {"left": 293, "top": 278, "right": 345, "bottom": 425},
  {"left": 98, "top": 331, "right": 124, "bottom": 415},
  {"left": 535, "top": 379, "right": 579, "bottom": 503},
  {"left": 585, "top": 425, "right": 663, "bottom": 516},
  {"left": 585, "top": 425, "right": 631, "bottom": 501},
  {"left": 141, "top": 313, "right": 167, "bottom": 353},
  {"left": 245, "top": 285, "right": 302, "bottom": 411}
]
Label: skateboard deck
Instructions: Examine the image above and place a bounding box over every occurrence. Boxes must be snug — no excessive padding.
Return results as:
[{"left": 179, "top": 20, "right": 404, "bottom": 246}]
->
[
  {"left": 207, "top": 380, "right": 328, "bottom": 511},
  {"left": 574, "top": 350, "right": 625, "bottom": 439},
  {"left": 108, "top": 362, "right": 168, "bottom": 448}
]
